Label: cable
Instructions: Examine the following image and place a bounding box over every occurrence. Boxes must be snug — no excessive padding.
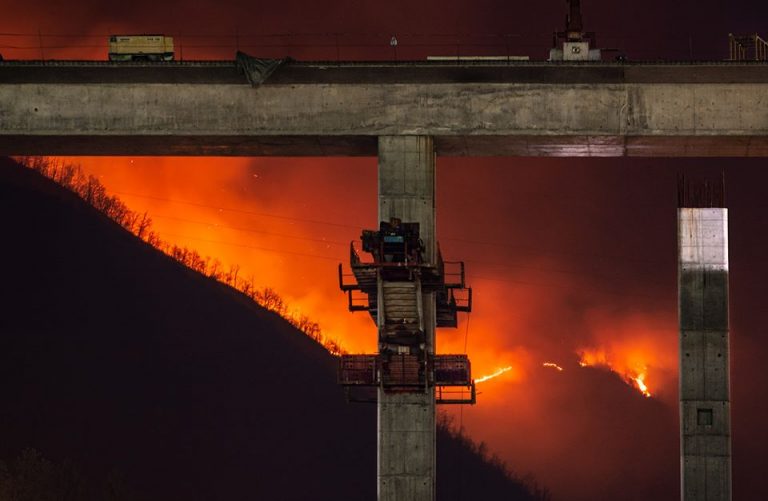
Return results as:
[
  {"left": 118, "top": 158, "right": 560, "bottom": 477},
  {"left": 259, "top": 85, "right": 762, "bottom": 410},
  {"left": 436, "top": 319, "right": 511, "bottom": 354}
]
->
[
  {"left": 0, "top": 31, "right": 726, "bottom": 41},
  {"left": 463, "top": 258, "right": 670, "bottom": 287},
  {"left": 103, "top": 191, "right": 674, "bottom": 300},
  {"left": 112, "top": 190, "right": 365, "bottom": 229},
  {"left": 152, "top": 211, "right": 668, "bottom": 286},
  {"left": 111, "top": 190, "right": 666, "bottom": 266},
  {"left": 466, "top": 273, "right": 666, "bottom": 301},
  {"left": 151, "top": 213, "right": 348, "bottom": 246},
  {"left": 153, "top": 228, "right": 667, "bottom": 300},
  {"left": 155, "top": 231, "right": 341, "bottom": 261},
  {"left": 148, "top": 228, "right": 668, "bottom": 301},
  {"left": 446, "top": 237, "right": 666, "bottom": 266},
  {"left": 458, "top": 312, "right": 471, "bottom": 501},
  {"left": 463, "top": 312, "right": 471, "bottom": 354}
]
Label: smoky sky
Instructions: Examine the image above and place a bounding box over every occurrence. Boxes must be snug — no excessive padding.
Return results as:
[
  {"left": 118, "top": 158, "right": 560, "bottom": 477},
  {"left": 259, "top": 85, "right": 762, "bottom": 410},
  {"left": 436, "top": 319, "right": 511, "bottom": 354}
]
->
[
  {"left": 7, "top": 0, "right": 768, "bottom": 60},
  {"left": 68, "top": 155, "right": 768, "bottom": 500},
  {"left": 5, "top": 0, "right": 768, "bottom": 499}
]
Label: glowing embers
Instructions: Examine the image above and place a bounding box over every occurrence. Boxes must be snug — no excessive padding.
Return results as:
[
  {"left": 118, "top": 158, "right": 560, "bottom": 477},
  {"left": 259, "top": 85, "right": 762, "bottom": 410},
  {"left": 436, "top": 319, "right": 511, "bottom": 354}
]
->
[
  {"left": 542, "top": 362, "right": 564, "bottom": 372},
  {"left": 578, "top": 349, "right": 652, "bottom": 398}
]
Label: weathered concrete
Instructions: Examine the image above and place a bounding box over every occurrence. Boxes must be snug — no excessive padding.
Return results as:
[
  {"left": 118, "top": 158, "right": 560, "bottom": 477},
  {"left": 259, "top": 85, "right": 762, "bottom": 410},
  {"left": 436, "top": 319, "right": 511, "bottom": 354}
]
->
[
  {"left": 2, "top": 62, "right": 768, "bottom": 156},
  {"left": 678, "top": 208, "right": 731, "bottom": 501},
  {"left": 378, "top": 136, "right": 436, "bottom": 501}
]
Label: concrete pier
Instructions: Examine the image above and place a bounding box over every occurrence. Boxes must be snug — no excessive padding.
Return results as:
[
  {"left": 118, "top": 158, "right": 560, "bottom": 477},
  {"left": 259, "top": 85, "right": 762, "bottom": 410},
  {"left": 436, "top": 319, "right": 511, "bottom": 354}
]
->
[
  {"left": 377, "top": 136, "right": 436, "bottom": 500},
  {"left": 678, "top": 198, "right": 731, "bottom": 500}
]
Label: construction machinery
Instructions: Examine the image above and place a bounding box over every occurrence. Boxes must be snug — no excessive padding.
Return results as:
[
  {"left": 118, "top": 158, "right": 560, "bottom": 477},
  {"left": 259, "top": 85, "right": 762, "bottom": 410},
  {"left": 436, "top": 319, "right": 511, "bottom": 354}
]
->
[
  {"left": 728, "top": 33, "right": 768, "bottom": 61},
  {"left": 549, "top": 0, "right": 601, "bottom": 61},
  {"left": 338, "top": 218, "right": 475, "bottom": 404}
]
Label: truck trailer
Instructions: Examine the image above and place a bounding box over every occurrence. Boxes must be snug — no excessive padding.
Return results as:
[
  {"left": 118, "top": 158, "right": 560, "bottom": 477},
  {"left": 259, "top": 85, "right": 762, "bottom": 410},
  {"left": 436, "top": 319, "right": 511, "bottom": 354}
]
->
[{"left": 108, "top": 35, "right": 174, "bottom": 62}]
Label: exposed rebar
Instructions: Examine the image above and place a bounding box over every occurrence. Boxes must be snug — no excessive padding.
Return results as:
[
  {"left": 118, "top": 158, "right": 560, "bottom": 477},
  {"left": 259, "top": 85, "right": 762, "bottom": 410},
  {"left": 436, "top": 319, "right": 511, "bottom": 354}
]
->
[{"left": 677, "top": 173, "right": 726, "bottom": 208}]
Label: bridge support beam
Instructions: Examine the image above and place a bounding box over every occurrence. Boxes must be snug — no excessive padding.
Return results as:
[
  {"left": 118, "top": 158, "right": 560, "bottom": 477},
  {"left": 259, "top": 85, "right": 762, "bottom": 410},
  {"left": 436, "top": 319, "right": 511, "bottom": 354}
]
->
[
  {"left": 678, "top": 201, "right": 732, "bottom": 500},
  {"left": 377, "top": 136, "right": 436, "bottom": 501}
]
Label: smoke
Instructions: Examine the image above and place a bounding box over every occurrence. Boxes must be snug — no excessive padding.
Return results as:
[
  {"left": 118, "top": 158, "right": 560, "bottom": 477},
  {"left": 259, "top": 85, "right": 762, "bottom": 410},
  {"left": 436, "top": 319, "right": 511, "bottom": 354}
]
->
[
  {"left": 60, "top": 152, "right": 768, "bottom": 500},
  {"left": 10, "top": 0, "right": 768, "bottom": 497},
  {"left": 64, "top": 155, "right": 686, "bottom": 500},
  {"left": 8, "top": 0, "right": 755, "bottom": 62}
]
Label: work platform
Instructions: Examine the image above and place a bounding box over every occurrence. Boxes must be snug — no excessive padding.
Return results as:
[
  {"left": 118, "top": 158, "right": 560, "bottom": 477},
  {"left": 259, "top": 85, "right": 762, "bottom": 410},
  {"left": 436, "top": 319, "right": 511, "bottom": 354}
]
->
[
  {"left": 339, "top": 242, "right": 471, "bottom": 328},
  {"left": 337, "top": 218, "right": 475, "bottom": 407},
  {"left": 2, "top": 60, "right": 768, "bottom": 157}
]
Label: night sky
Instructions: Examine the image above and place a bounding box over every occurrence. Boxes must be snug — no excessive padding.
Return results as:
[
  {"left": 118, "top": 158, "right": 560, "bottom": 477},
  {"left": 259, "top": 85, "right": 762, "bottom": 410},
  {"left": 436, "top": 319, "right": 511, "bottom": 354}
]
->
[{"left": 3, "top": 1, "right": 768, "bottom": 499}]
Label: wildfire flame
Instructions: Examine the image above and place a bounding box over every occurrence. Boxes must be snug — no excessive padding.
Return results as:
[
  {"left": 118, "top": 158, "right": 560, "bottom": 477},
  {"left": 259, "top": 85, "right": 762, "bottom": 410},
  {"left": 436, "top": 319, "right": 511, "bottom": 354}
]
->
[
  {"left": 632, "top": 373, "right": 651, "bottom": 398},
  {"left": 578, "top": 349, "right": 652, "bottom": 398},
  {"left": 542, "top": 362, "right": 564, "bottom": 371},
  {"left": 475, "top": 366, "right": 513, "bottom": 384}
]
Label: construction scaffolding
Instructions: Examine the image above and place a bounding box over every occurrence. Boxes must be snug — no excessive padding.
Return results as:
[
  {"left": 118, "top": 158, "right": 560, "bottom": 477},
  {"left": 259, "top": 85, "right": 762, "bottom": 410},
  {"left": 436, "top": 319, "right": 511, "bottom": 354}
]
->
[
  {"left": 338, "top": 218, "right": 475, "bottom": 405},
  {"left": 728, "top": 33, "right": 768, "bottom": 61}
]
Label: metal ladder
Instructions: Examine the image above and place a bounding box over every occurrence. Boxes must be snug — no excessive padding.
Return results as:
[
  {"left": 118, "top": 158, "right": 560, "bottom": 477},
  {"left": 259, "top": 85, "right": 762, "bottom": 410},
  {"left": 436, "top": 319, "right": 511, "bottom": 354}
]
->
[{"left": 379, "top": 280, "right": 424, "bottom": 352}]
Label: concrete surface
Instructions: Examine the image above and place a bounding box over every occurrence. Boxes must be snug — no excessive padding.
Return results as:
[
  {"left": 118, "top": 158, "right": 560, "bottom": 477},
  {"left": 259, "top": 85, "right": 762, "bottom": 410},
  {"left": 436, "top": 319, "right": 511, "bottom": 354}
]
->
[
  {"left": 1, "top": 62, "right": 768, "bottom": 156},
  {"left": 678, "top": 208, "right": 731, "bottom": 501},
  {"left": 377, "top": 136, "right": 436, "bottom": 501}
]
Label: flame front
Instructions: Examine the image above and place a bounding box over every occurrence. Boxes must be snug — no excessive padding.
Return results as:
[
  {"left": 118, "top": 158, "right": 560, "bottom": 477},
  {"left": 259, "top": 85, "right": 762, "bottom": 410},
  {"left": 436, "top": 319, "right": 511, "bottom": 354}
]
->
[
  {"left": 475, "top": 366, "right": 513, "bottom": 383},
  {"left": 633, "top": 373, "right": 651, "bottom": 398},
  {"left": 578, "top": 349, "right": 652, "bottom": 398},
  {"left": 543, "top": 362, "right": 564, "bottom": 371}
]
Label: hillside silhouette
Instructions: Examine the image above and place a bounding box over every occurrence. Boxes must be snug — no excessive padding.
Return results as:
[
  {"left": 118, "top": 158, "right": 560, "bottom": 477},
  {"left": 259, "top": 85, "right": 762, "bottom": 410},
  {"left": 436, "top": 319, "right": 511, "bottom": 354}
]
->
[{"left": 0, "top": 157, "right": 545, "bottom": 500}]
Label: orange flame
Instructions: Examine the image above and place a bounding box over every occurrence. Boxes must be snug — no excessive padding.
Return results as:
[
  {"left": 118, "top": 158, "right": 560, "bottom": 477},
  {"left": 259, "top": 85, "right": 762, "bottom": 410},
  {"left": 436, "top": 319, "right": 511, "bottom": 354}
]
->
[
  {"left": 542, "top": 362, "right": 564, "bottom": 371},
  {"left": 577, "top": 348, "right": 652, "bottom": 397},
  {"left": 632, "top": 373, "right": 651, "bottom": 398},
  {"left": 475, "top": 366, "right": 513, "bottom": 383}
]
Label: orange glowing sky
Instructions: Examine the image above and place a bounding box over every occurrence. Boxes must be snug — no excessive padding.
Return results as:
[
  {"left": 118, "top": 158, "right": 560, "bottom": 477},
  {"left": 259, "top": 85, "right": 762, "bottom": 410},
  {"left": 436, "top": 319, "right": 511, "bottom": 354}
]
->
[
  {"left": 9, "top": 1, "right": 768, "bottom": 496},
  {"left": 58, "top": 155, "right": 688, "bottom": 499},
  {"left": 65, "top": 156, "right": 678, "bottom": 392}
]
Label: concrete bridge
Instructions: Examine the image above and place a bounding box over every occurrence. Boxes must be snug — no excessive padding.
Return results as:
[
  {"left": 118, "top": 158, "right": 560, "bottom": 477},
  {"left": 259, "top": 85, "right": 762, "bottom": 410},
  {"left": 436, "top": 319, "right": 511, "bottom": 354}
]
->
[
  {"left": 0, "top": 59, "right": 758, "bottom": 501},
  {"left": 1, "top": 60, "right": 768, "bottom": 157}
]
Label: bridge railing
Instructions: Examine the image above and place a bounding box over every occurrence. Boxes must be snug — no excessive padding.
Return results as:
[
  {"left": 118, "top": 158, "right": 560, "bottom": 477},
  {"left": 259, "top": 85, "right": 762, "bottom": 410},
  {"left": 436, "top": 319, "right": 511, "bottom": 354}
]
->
[{"left": 1, "top": 31, "right": 739, "bottom": 62}]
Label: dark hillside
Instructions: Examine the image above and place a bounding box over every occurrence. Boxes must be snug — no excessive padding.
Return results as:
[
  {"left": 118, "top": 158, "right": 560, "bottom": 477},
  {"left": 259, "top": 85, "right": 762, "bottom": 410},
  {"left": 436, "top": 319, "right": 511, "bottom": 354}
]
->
[{"left": 0, "top": 157, "right": 543, "bottom": 500}]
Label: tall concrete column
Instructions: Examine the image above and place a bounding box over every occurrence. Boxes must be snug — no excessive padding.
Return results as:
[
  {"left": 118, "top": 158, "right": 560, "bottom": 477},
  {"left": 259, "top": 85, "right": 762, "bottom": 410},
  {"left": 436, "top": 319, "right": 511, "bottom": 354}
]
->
[
  {"left": 678, "top": 199, "right": 731, "bottom": 500},
  {"left": 377, "top": 136, "right": 436, "bottom": 501}
]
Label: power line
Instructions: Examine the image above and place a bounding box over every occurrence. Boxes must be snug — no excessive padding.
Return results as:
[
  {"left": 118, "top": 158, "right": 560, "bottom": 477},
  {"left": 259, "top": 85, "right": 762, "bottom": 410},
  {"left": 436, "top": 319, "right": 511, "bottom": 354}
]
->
[
  {"left": 111, "top": 190, "right": 676, "bottom": 298},
  {"left": 466, "top": 273, "right": 667, "bottom": 301},
  {"left": 149, "top": 210, "right": 668, "bottom": 289},
  {"left": 113, "top": 190, "right": 365, "bottom": 229},
  {"left": 446, "top": 237, "right": 667, "bottom": 266},
  {"left": 113, "top": 190, "right": 665, "bottom": 266},
  {"left": 152, "top": 213, "right": 348, "bottom": 246},
  {"left": 154, "top": 216, "right": 661, "bottom": 292},
  {"left": 156, "top": 231, "right": 341, "bottom": 262},
  {"left": 463, "top": 258, "right": 670, "bottom": 288},
  {"left": 149, "top": 213, "right": 665, "bottom": 286},
  {"left": 151, "top": 230, "right": 667, "bottom": 300},
  {"left": 0, "top": 31, "right": 722, "bottom": 41}
]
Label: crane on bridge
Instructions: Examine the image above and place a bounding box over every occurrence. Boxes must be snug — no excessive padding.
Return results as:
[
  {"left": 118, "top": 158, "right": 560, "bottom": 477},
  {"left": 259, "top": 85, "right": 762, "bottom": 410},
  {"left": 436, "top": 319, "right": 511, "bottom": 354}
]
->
[{"left": 549, "top": 0, "right": 602, "bottom": 61}]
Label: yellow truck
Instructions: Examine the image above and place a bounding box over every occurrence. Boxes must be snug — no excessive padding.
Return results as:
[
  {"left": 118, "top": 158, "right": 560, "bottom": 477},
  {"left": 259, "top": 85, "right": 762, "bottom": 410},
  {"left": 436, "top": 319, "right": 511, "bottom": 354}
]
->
[{"left": 108, "top": 35, "right": 174, "bottom": 62}]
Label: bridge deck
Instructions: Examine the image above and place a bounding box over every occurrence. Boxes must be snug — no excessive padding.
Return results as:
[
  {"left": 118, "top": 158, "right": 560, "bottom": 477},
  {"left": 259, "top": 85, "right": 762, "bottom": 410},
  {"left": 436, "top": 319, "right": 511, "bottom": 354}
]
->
[
  {"left": 2, "top": 61, "right": 768, "bottom": 157},
  {"left": 3, "top": 60, "right": 768, "bottom": 84}
]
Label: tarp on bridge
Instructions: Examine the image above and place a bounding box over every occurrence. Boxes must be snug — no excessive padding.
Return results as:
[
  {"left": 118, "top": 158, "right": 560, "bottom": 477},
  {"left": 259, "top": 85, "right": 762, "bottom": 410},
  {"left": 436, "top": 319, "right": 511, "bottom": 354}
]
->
[{"left": 236, "top": 51, "right": 291, "bottom": 86}]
